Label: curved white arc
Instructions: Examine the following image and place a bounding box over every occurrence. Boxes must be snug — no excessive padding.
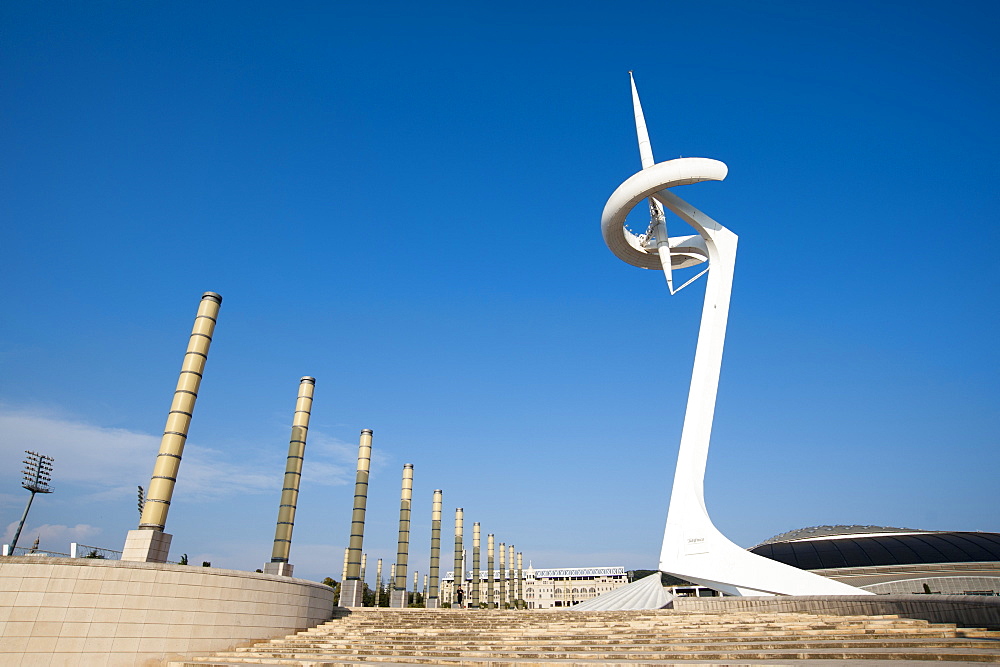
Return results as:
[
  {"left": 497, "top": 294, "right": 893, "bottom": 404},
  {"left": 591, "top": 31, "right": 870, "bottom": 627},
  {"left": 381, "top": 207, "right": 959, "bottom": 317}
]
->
[{"left": 601, "top": 158, "right": 728, "bottom": 270}]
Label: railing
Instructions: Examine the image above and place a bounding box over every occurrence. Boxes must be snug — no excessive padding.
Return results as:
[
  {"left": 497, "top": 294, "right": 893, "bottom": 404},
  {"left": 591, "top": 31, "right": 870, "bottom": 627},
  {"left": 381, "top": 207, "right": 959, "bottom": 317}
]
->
[
  {"left": 1, "top": 545, "right": 71, "bottom": 557},
  {"left": 2, "top": 541, "right": 185, "bottom": 564},
  {"left": 72, "top": 543, "right": 183, "bottom": 564},
  {"left": 71, "top": 543, "right": 124, "bottom": 560}
]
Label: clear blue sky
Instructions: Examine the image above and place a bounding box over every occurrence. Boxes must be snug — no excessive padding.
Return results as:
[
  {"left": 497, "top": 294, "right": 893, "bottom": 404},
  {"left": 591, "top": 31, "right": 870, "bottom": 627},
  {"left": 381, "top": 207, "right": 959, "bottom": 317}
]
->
[{"left": 2, "top": 1, "right": 997, "bottom": 583}]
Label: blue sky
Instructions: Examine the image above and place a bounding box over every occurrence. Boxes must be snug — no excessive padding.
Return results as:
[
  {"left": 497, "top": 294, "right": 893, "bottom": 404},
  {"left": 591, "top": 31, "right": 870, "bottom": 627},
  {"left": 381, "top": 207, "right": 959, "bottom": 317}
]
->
[{"left": 2, "top": 1, "right": 997, "bottom": 583}]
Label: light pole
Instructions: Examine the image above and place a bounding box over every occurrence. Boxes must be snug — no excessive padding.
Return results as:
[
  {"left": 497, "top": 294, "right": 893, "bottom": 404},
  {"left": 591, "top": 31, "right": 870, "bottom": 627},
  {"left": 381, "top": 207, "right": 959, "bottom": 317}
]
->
[
  {"left": 10, "top": 451, "right": 54, "bottom": 553},
  {"left": 601, "top": 73, "right": 868, "bottom": 597}
]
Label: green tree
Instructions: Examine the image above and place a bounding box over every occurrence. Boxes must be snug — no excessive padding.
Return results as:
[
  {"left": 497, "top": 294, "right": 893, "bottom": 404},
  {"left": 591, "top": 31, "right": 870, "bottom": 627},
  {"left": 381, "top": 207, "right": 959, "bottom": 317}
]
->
[{"left": 322, "top": 577, "right": 342, "bottom": 604}]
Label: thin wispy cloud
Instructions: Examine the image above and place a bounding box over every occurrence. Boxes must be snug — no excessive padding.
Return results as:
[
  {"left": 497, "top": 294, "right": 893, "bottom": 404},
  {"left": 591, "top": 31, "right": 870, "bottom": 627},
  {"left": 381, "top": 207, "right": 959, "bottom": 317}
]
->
[
  {"left": 0, "top": 405, "right": 358, "bottom": 504},
  {"left": 2, "top": 521, "right": 101, "bottom": 546}
]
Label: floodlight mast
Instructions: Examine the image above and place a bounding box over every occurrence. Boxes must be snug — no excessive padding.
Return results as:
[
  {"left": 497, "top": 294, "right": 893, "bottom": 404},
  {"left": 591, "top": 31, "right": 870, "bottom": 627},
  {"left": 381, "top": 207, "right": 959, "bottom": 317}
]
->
[
  {"left": 10, "top": 451, "right": 54, "bottom": 553},
  {"left": 602, "top": 74, "right": 869, "bottom": 596}
]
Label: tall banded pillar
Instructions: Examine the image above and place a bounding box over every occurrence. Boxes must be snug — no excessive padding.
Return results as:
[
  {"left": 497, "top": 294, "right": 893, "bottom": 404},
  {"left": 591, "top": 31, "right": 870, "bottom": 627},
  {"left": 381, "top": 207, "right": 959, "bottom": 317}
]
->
[
  {"left": 487, "top": 534, "right": 495, "bottom": 608},
  {"left": 426, "top": 489, "right": 442, "bottom": 608},
  {"left": 452, "top": 508, "right": 464, "bottom": 606},
  {"left": 360, "top": 553, "right": 367, "bottom": 605},
  {"left": 337, "top": 547, "right": 349, "bottom": 606},
  {"left": 389, "top": 563, "right": 396, "bottom": 606},
  {"left": 498, "top": 542, "right": 506, "bottom": 608},
  {"left": 265, "top": 376, "right": 316, "bottom": 576},
  {"left": 340, "top": 429, "right": 372, "bottom": 607},
  {"left": 471, "top": 522, "right": 481, "bottom": 608},
  {"left": 123, "top": 292, "right": 222, "bottom": 563},
  {"left": 508, "top": 544, "right": 515, "bottom": 608},
  {"left": 389, "top": 464, "right": 414, "bottom": 608},
  {"left": 374, "top": 558, "right": 383, "bottom": 607},
  {"left": 516, "top": 552, "right": 524, "bottom": 609}
]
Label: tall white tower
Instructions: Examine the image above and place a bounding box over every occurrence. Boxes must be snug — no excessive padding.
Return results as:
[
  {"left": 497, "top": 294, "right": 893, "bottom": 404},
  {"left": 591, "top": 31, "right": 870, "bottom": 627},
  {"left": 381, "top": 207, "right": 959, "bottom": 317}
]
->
[{"left": 601, "top": 73, "right": 869, "bottom": 597}]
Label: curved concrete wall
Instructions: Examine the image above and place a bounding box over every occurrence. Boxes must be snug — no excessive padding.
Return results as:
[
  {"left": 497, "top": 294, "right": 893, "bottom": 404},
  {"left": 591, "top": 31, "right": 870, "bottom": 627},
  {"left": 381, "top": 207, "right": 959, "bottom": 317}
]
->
[{"left": 0, "top": 556, "right": 335, "bottom": 666}]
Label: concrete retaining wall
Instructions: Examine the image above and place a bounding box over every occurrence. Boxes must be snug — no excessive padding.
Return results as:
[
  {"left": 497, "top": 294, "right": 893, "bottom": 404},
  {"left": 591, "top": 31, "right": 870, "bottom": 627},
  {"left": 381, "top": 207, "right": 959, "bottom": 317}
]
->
[
  {"left": 672, "top": 594, "right": 1000, "bottom": 630},
  {"left": 0, "top": 556, "right": 335, "bottom": 666}
]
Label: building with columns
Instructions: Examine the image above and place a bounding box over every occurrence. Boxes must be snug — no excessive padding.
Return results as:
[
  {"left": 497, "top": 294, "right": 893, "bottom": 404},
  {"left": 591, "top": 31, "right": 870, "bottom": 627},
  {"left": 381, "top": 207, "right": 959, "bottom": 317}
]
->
[{"left": 441, "top": 565, "right": 630, "bottom": 609}]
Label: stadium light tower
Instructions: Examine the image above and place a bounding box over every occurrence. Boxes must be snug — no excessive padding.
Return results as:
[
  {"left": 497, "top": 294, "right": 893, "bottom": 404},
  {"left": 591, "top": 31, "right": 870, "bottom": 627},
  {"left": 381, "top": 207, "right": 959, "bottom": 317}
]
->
[
  {"left": 10, "top": 451, "right": 54, "bottom": 552},
  {"left": 601, "top": 73, "right": 869, "bottom": 596}
]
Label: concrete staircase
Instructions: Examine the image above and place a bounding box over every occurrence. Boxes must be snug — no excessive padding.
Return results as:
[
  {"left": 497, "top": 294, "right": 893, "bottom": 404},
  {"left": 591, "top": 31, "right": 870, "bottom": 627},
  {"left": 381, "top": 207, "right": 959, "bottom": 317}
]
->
[{"left": 177, "top": 607, "right": 1000, "bottom": 665}]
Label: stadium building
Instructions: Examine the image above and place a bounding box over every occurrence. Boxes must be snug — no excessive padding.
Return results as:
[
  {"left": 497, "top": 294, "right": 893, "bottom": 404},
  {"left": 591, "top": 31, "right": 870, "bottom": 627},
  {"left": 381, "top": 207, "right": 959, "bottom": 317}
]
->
[{"left": 750, "top": 525, "right": 1000, "bottom": 596}]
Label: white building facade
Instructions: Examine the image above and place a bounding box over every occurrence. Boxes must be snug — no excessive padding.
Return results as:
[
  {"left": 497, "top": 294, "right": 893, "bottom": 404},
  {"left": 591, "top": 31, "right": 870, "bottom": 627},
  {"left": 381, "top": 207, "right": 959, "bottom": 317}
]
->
[{"left": 442, "top": 566, "right": 631, "bottom": 609}]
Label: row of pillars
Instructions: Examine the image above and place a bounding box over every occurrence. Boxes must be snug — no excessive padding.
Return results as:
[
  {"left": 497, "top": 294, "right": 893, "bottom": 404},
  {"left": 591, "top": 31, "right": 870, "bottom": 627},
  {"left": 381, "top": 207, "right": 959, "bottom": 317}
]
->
[
  {"left": 118, "top": 292, "right": 527, "bottom": 611},
  {"left": 339, "top": 441, "right": 527, "bottom": 609},
  {"left": 120, "top": 292, "right": 322, "bottom": 574}
]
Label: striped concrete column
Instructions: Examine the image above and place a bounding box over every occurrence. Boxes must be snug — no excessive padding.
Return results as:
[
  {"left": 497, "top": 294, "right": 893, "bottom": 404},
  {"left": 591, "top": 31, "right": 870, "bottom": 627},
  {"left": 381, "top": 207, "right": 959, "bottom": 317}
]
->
[
  {"left": 265, "top": 376, "right": 316, "bottom": 576},
  {"left": 340, "top": 429, "right": 372, "bottom": 607},
  {"left": 498, "top": 542, "right": 506, "bottom": 608},
  {"left": 360, "top": 553, "right": 367, "bottom": 605},
  {"left": 426, "top": 489, "right": 442, "bottom": 608},
  {"left": 516, "top": 551, "right": 524, "bottom": 609},
  {"left": 487, "top": 534, "right": 495, "bottom": 608},
  {"left": 452, "top": 508, "right": 464, "bottom": 606},
  {"left": 389, "top": 563, "right": 396, "bottom": 606},
  {"left": 508, "top": 544, "right": 515, "bottom": 608},
  {"left": 471, "top": 522, "right": 481, "bottom": 608},
  {"left": 422, "top": 574, "right": 428, "bottom": 603},
  {"left": 389, "top": 464, "right": 414, "bottom": 608},
  {"left": 337, "top": 547, "right": 349, "bottom": 606},
  {"left": 123, "top": 292, "right": 222, "bottom": 563},
  {"left": 374, "top": 558, "right": 383, "bottom": 607}
]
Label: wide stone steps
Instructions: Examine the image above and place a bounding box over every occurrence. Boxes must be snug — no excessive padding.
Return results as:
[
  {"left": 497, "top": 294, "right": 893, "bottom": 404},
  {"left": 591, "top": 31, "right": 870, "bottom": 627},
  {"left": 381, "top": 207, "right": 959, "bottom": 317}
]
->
[{"left": 178, "top": 608, "right": 1000, "bottom": 665}]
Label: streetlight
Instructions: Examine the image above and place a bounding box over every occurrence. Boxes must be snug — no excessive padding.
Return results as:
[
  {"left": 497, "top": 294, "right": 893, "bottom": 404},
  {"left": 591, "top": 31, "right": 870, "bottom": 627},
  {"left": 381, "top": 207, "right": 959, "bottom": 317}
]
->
[{"left": 10, "top": 450, "right": 54, "bottom": 553}]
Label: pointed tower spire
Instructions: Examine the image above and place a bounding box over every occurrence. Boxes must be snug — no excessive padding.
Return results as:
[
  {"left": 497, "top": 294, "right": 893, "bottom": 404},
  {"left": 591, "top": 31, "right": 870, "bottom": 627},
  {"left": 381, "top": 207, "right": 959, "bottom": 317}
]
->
[
  {"left": 630, "top": 71, "right": 655, "bottom": 170},
  {"left": 630, "top": 72, "right": 674, "bottom": 293}
]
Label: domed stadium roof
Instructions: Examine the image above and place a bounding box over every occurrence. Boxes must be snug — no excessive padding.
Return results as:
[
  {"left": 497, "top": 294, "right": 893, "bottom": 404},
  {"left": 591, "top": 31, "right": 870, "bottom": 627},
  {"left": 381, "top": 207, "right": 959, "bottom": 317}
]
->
[
  {"left": 750, "top": 530, "right": 1000, "bottom": 571},
  {"left": 755, "top": 525, "right": 925, "bottom": 547}
]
